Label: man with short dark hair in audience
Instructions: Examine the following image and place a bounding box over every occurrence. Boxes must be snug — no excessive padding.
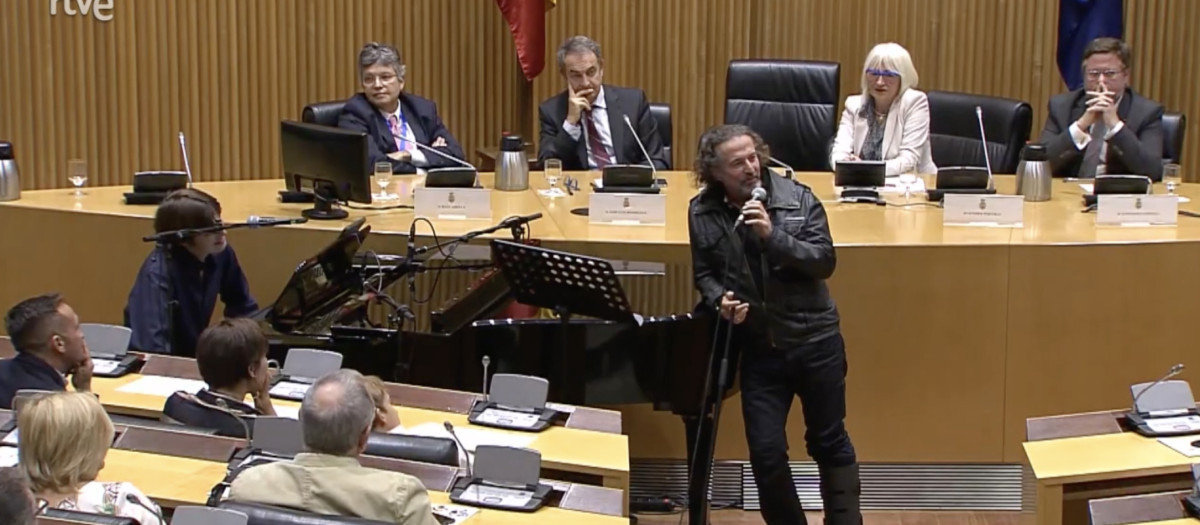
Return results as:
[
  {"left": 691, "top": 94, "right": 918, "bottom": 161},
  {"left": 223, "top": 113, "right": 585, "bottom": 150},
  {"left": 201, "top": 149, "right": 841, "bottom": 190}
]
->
[
  {"left": 0, "top": 293, "right": 92, "bottom": 409},
  {"left": 229, "top": 369, "right": 438, "bottom": 524},
  {"left": 0, "top": 466, "right": 37, "bottom": 525}
]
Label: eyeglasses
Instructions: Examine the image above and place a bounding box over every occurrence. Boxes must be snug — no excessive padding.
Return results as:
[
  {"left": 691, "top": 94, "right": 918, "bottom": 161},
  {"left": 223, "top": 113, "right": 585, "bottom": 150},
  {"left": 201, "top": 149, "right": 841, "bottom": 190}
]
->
[
  {"left": 1084, "top": 68, "right": 1125, "bottom": 79},
  {"left": 362, "top": 74, "right": 398, "bottom": 86},
  {"left": 866, "top": 68, "right": 900, "bottom": 78}
]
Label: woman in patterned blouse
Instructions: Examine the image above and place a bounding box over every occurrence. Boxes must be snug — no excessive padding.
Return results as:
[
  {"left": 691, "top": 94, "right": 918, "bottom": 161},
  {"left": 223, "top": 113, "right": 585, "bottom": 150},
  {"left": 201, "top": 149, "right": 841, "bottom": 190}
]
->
[{"left": 18, "top": 392, "right": 164, "bottom": 525}]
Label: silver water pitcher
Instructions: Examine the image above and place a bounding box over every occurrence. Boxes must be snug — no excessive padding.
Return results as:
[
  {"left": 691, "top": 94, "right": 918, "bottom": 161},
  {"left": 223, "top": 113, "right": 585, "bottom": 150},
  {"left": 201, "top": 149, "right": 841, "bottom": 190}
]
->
[
  {"left": 495, "top": 135, "right": 529, "bottom": 191},
  {"left": 1016, "top": 143, "right": 1051, "bottom": 202},
  {"left": 0, "top": 142, "right": 20, "bottom": 201}
]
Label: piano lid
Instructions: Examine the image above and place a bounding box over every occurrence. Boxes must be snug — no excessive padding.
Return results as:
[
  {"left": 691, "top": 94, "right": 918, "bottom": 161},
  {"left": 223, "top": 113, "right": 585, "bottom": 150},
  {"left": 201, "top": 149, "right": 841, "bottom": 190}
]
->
[{"left": 263, "top": 218, "right": 371, "bottom": 334}]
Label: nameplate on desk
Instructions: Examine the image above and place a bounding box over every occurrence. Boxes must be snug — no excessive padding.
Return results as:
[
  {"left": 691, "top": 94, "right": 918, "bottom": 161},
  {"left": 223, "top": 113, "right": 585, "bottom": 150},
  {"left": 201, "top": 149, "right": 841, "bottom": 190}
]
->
[
  {"left": 588, "top": 193, "right": 666, "bottom": 225},
  {"left": 943, "top": 194, "right": 1023, "bottom": 227},
  {"left": 415, "top": 187, "right": 491, "bottom": 220},
  {"left": 1096, "top": 194, "right": 1177, "bottom": 226}
]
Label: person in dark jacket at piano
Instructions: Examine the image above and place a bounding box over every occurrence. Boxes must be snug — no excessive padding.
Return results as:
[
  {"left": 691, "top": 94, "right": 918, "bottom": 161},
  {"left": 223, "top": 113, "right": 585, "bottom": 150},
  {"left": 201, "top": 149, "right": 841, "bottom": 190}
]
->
[
  {"left": 162, "top": 319, "right": 276, "bottom": 437},
  {"left": 124, "top": 188, "right": 258, "bottom": 357}
]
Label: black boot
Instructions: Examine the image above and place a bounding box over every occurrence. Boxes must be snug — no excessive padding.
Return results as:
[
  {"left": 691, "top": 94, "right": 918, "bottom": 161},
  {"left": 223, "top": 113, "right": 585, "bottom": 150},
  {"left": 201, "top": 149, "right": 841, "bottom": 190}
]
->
[{"left": 819, "top": 463, "right": 862, "bottom": 525}]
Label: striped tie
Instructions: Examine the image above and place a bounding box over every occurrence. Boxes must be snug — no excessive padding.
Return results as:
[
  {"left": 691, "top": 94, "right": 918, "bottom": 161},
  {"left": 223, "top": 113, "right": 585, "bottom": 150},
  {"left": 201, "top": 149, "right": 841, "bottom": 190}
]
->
[{"left": 584, "top": 112, "right": 612, "bottom": 169}]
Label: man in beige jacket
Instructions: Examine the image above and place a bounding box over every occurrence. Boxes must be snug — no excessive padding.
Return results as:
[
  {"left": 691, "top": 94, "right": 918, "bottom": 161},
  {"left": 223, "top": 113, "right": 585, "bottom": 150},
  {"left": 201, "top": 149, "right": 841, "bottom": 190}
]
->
[{"left": 229, "top": 369, "right": 439, "bottom": 525}]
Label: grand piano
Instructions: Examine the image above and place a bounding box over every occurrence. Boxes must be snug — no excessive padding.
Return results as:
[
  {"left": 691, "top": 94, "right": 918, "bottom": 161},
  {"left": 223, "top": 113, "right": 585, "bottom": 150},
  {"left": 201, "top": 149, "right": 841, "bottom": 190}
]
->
[{"left": 252, "top": 218, "right": 735, "bottom": 524}]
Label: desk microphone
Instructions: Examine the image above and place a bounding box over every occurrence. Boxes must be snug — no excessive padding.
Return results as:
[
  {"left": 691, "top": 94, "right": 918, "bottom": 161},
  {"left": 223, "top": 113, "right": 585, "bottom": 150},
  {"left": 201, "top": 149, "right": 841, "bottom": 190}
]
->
[
  {"left": 498, "top": 212, "right": 543, "bottom": 229},
  {"left": 1132, "top": 363, "right": 1185, "bottom": 414},
  {"left": 178, "top": 132, "right": 194, "bottom": 188},
  {"left": 410, "top": 140, "right": 476, "bottom": 170},
  {"left": 247, "top": 216, "right": 308, "bottom": 227},
  {"left": 125, "top": 493, "right": 165, "bottom": 525},
  {"left": 481, "top": 355, "right": 492, "bottom": 403},
  {"left": 768, "top": 156, "right": 795, "bottom": 179},
  {"left": 444, "top": 421, "right": 474, "bottom": 478},
  {"left": 622, "top": 115, "right": 657, "bottom": 174},
  {"left": 407, "top": 220, "right": 418, "bottom": 298},
  {"left": 975, "top": 106, "right": 995, "bottom": 190},
  {"left": 734, "top": 187, "right": 768, "bottom": 227}
]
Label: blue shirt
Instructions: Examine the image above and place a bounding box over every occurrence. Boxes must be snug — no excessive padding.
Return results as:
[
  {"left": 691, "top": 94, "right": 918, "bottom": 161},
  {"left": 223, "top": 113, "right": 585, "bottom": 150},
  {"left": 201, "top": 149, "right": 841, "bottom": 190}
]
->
[
  {"left": 124, "top": 244, "right": 259, "bottom": 357},
  {"left": 0, "top": 352, "right": 67, "bottom": 409}
]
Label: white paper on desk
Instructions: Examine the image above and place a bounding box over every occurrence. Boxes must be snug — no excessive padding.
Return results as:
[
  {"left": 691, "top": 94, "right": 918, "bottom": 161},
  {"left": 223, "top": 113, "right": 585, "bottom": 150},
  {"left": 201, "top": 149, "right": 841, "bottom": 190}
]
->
[
  {"left": 545, "top": 402, "right": 576, "bottom": 414},
  {"left": 390, "top": 422, "right": 536, "bottom": 453},
  {"left": 1080, "top": 183, "right": 1095, "bottom": 193},
  {"left": 92, "top": 359, "right": 120, "bottom": 375},
  {"left": 431, "top": 503, "right": 479, "bottom": 524},
  {"left": 2, "top": 430, "right": 17, "bottom": 446},
  {"left": 272, "top": 405, "right": 300, "bottom": 420},
  {"left": 879, "top": 177, "right": 927, "bottom": 194},
  {"left": 115, "top": 376, "right": 206, "bottom": 397},
  {"left": 1157, "top": 434, "right": 1200, "bottom": 457},
  {"left": 0, "top": 446, "right": 18, "bottom": 467}
]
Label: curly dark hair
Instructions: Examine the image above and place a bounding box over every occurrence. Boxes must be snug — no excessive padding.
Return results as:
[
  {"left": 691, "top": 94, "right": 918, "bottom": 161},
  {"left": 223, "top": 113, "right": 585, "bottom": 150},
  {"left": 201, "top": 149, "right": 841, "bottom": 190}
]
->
[{"left": 692, "top": 124, "right": 770, "bottom": 187}]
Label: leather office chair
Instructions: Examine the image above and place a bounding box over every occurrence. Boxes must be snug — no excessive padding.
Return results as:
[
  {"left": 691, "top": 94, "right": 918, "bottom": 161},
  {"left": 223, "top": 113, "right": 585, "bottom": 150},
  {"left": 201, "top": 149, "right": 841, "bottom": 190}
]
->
[
  {"left": 926, "top": 90, "right": 1032, "bottom": 174},
  {"left": 648, "top": 102, "right": 673, "bottom": 169},
  {"left": 364, "top": 432, "right": 460, "bottom": 467},
  {"left": 1163, "top": 112, "right": 1186, "bottom": 165},
  {"left": 41, "top": 508, "right": 138, "bottom": 525},
  {"left": 724, "top": 59, "right": 841, "bottom": 171},
  {"left": 162, "top": 392, "right": 253, "bottom": 438},
  {"left": 219, "top": 501, "right": 393, "bottom": 525},
  {"left": 301, "top": 100, "right": 347, "bottom": 127}
]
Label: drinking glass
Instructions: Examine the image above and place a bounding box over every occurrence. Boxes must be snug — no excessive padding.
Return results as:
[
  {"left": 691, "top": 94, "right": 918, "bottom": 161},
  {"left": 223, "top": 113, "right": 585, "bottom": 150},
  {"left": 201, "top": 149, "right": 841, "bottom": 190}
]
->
[
  {"left": 68, "top": 159, "right": 87, "bottom": 197},
  {"left": 544, "top": 159, "right": 562, "bottom": 189},
  {"left": 1164, "top": 163, "right": 1182, "bottom": 196},
  {"left": 898, "top": 174, "right": 917, "bottom": 201},
  {"left": 374, "top": 162, "right": 394, "bottom": 200}
]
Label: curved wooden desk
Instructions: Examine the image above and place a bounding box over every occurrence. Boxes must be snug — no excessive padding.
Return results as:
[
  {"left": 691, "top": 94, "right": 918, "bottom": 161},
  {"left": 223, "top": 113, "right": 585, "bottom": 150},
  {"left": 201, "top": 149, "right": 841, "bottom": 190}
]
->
[{"left": 2, "top": 172, "right": 1198, "bottom": 464}]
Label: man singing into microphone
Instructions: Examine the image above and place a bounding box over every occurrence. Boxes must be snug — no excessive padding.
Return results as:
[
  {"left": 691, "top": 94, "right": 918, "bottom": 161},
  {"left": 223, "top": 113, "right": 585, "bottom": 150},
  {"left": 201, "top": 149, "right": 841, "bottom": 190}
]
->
[
  {"left": 124, "top": 188, "right": 258, "bottom": 357},
  {"left": 689, "top": 124, "right": 860, "bottom": 525},
  {"left": 537, "top": 35, "right": 670, "bottom": 170},
  {"left": 338, "top": 42, "right": 466, "bottom": 174}
]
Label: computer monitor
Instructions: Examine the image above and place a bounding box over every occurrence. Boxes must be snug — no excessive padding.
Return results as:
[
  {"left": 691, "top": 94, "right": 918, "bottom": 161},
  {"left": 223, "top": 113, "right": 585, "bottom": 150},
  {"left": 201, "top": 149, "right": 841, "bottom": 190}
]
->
[
  {"left": 280, "top": 120, "right": 372, "bottom": 220},
  {"left": 834, "top": 160, "right": 886, "bottom": 188}
]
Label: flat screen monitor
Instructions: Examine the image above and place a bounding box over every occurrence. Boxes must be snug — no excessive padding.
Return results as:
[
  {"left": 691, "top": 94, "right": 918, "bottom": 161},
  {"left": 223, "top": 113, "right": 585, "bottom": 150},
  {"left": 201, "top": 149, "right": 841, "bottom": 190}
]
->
[
  {"left": 280, "top": 120, "right": 371, "bottom": 220},
  {"left": 834, "top": 160, "right": 886, "bottom": 188}
]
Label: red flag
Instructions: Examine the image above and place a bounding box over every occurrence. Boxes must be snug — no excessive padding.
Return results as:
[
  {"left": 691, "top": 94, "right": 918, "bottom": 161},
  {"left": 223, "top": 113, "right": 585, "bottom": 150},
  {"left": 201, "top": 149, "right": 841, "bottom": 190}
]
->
[{"left": 496, "top": 0, "right": 556, "bottom": 81}]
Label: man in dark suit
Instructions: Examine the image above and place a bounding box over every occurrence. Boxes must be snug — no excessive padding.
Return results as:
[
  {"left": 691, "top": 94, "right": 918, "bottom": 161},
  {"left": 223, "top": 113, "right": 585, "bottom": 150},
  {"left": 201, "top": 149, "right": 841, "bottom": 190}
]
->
[
  {"left": 338, "top": 42, "right": 466, "bottom": 174},
  {"left": 1040, "top": 37, "right": 1164, "bottom": 181},
  {"left": 538, "top": 35, "right": 670, "bottom": 171}
]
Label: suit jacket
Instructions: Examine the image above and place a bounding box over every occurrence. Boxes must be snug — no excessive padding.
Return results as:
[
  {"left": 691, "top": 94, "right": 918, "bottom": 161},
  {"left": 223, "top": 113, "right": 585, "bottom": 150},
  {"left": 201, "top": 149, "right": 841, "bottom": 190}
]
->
[
  {"left": 229, "top": 453, "right": 439, "bottom": 525},
  {"left": 538, "top": 85, "right": 670, "bottom": 170},
  {"left": 830, "top": 89, "right": 937, "bottom": 176},
  {"left": 1039, "top": 87, "right": 1164, "bottom": 181},
  {"left": 337, "top": 92, "right": 466, "bottom": 174}
]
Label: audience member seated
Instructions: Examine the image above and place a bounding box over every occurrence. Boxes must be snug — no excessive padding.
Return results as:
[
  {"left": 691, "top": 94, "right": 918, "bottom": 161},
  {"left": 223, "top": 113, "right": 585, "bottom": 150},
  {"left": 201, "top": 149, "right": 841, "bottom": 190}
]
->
[
  {"left": 125, "top": 188, "right": 259, "bottom": 357},
  {"left": 162, "top": 319, "right": 276, "bottom": 437},
  {"left": 362, "top": 374, "right": 401, "bottom": 432},
  {"left": 18, "top": 392, "right": 164, "bottom": 525},
  {"left": 1040, "top": 37, "right": 1165, "bottom": 180},
  {"left": 0, "top": 293, "right": 92, "bottom": 409},
  {"left": 229, "top": 369, "right": 438, "bottom": 524},
  {"left": 830, "top": 42, "right": 937, "bottom": 176},
  {"left": 0, "top": 466, "right": 37, "bottom": 525},
  {"left": 338, "top": 42, "right": 466, "bottom": 174}
]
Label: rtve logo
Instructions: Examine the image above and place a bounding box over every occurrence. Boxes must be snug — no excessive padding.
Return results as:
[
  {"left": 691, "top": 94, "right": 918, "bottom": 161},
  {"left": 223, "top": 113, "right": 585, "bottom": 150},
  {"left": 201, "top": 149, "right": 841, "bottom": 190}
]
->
[{"left": 50, "top": 0, "right": 114, "bottom": 22}]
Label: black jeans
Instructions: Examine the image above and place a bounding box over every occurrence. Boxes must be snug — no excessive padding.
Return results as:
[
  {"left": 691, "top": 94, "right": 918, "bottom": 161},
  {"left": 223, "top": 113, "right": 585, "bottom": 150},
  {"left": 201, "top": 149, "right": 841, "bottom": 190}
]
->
[{"left": 741, "top": 331, "right": 856, "bottom": 525}]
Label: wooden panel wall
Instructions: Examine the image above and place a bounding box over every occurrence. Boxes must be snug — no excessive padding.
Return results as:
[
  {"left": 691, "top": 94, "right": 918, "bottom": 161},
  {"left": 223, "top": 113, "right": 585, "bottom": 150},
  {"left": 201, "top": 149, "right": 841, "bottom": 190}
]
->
[{"left": 1, "top": 0, "right": 1197, "bottom": 189}]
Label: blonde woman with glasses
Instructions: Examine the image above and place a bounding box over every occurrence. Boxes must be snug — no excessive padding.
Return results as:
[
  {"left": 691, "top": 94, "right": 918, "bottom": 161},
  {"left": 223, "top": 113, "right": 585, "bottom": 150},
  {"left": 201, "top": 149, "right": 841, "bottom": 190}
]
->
[
  {"left": 18, "top": 392, "right": 164, "bottom": 525},
  {"left": 830, "top": 42, "right": 937, "bottom": 176}
]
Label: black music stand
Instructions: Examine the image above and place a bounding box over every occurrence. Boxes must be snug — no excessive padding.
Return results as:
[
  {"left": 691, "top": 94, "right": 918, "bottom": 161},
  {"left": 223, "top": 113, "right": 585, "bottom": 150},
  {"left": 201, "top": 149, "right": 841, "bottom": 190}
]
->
[{"left": 489, "top": 240, "right": 642, "bottom": 401}]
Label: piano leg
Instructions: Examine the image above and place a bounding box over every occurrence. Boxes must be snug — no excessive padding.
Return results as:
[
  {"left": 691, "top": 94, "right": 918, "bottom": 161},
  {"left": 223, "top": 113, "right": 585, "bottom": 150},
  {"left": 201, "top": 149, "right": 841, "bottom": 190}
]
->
[{"left": 682, "top": 414, "right": 715, "bottom": 525}]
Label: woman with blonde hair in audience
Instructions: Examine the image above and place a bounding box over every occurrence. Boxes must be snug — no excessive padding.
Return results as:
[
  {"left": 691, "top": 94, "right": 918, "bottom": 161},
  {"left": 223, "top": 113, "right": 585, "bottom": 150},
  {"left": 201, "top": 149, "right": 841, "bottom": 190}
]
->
[
  {"left": 18, "top": 392, "right": 164, "bottom": 525},
  {"left": 361, "top": 374, "right": 402, "bottom": 432},
  {"left": 830, "top": 42, "right": 937, "bottom": 176}
]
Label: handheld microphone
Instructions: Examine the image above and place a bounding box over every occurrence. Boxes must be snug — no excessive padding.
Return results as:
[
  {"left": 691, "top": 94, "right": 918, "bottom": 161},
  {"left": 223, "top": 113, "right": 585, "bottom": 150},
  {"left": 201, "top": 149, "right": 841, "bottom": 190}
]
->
[
  {"left": 975, "top": 106, "right": 994, "bottom": 189},
  {"left": 178, "top": 132, "right": 194, "bottom": 188},
  {"left": 1132, "top": 363, "right": 1186, "bottom": 414},
  {"left": 734, "top": 187, "right": 769, "bottom": 227},
  {"left": 622, "top": 115, "right": 657, "bottom": 174},
  {"left": 768, "top": 156, "right": 795, "bottom": 179},
  {"left": 247, "top": 216, "right": 309, "bottom": 227},
  {"left": 443, "top": 421, "right": 474, "bottom": 478},
  {"left": 125, "top": 493, "right": 165, "bottom": 525},
  {"left": 481, "top": 355, "right": 491, "bottom": 402},
  {"left": 410, "top": 140, "right": 475, "bottom": 170}
]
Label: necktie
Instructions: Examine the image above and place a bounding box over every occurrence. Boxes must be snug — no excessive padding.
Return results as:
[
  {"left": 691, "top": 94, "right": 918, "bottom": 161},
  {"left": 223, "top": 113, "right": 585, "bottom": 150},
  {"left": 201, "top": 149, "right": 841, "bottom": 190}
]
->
[
  {"left": 1078, "top": 120, "right": 1108, "bottom": 179},
  {"left": 387, "top": 114, "right": 412, "bottom": 153},
  {"left": 583, "top": 111, "right": 612, "bottom": 169}
]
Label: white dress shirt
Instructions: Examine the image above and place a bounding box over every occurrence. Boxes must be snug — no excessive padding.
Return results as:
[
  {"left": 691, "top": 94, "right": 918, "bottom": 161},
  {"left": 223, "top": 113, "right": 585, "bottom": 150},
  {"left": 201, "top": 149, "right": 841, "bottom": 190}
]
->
[
  {"left": 380, "top": 104, "right": 428, "bottom": 167},
  {"left": 1068, "top": 95, "right": 1125, "bottom": 175},
  {"left": 562, "top": 86, "right": 618, "bottom": 168}
]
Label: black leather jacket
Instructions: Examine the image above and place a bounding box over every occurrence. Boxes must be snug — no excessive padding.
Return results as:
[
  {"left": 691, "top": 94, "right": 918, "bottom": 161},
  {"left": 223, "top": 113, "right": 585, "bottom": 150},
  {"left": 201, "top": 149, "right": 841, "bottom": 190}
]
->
[{"left": 688, "top": 171, "right": 840, "bottom": 347}]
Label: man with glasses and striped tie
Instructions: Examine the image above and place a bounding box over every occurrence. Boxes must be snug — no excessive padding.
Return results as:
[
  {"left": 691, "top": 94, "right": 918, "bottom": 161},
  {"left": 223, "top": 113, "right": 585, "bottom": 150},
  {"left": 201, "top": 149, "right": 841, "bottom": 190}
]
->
[
  {"left": 1040, "top": 37, "right": 1164, "bottom": 181},
  {"left": 537, "top": 35, "right": 669, "bottom": 171},
  {"left": 338, "top": 42, "right": 466, "bottom": 174}
]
